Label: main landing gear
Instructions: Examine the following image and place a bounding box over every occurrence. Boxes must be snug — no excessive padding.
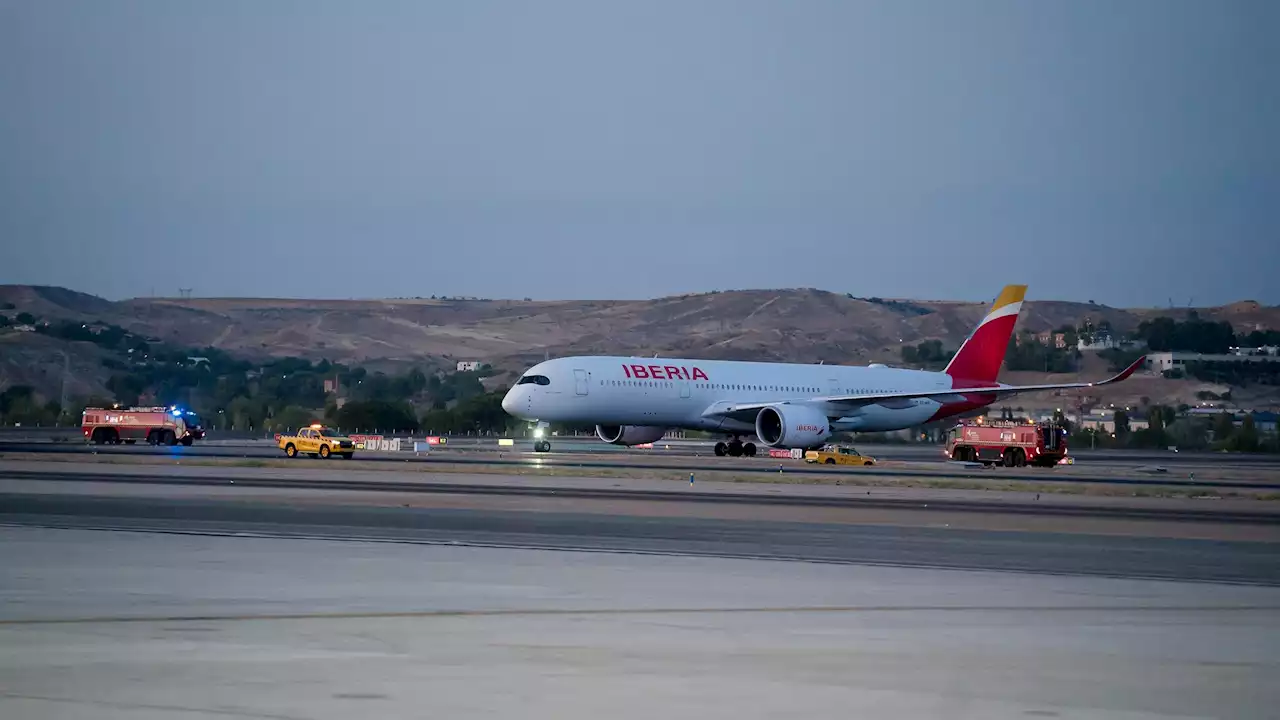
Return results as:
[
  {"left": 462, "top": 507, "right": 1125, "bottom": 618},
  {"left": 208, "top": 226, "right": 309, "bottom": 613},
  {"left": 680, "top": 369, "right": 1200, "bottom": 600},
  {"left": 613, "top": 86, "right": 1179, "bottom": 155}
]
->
[{"left": 714, "top": 437, "right": 757, "bottom": 458}]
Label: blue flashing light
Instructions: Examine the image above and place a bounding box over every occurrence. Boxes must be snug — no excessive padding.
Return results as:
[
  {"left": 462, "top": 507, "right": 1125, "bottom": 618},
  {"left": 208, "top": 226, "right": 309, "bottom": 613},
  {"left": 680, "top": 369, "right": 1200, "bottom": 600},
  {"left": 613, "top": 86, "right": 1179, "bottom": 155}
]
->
[{"left": 171, "top": 409, "right": 182, "bottom": 417}]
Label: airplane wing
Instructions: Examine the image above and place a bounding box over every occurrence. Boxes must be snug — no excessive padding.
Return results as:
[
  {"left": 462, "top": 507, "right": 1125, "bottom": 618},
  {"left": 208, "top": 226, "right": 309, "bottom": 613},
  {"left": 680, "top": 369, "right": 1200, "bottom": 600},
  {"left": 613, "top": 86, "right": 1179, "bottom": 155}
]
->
[{"left": 702, "top": 356, "right": 1146, "bottom": 421}]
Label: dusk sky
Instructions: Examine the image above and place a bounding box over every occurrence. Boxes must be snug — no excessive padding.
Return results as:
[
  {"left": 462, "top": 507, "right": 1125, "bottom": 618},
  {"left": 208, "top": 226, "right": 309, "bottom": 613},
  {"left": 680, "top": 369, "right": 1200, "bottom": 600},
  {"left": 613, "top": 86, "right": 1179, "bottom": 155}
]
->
[{"left": 2, "top": 0, "right": 1276, "bottom": 306}]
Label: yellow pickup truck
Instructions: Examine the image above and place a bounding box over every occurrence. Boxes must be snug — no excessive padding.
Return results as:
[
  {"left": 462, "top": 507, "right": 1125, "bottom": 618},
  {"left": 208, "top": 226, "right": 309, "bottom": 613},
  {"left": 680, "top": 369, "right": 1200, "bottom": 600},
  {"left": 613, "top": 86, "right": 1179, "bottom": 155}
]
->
[
  {"left": 804, "top": 444, "right": 877, "bottom": 466},
  {"left": 277, "top": 425, "right": 356, "bottom": 459}
]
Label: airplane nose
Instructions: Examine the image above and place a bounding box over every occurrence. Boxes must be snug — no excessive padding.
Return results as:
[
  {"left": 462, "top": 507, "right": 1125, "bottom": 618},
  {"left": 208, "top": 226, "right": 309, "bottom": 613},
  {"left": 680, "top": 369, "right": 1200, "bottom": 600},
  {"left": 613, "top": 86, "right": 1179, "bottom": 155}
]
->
[{"left": 501, "top": 388, "right": 519, "bottom": 415}]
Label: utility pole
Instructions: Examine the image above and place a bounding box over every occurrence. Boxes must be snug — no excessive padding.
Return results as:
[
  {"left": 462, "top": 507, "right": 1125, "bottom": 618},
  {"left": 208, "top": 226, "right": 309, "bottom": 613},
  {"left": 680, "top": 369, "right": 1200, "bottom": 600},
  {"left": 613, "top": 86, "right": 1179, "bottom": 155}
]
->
[{"left": 56, "top": 349, "right": 69, "bottom": 425}]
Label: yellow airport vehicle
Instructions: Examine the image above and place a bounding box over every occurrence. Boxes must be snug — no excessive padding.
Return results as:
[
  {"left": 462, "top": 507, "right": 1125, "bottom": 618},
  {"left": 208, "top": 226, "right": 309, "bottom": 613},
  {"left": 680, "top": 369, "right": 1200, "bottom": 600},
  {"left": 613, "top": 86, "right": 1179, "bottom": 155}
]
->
[
  {"left": 276, "top": 424, "right": 356, "bottom": 459},
  {"left": 804, "top": 444, "right": 876, "bottom": 466}
]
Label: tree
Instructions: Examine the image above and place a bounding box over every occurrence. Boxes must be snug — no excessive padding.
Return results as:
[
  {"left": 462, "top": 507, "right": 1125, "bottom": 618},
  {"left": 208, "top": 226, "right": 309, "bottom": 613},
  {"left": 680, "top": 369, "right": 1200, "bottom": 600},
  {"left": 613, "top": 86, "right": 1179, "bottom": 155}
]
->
[
  {"left": 334, "top": 400, "right": 419, "bottom": 432},
  {"left": 1234, "top": 414, "right": 1259, "bottom": 453},
  {"left": 1166, "top": 418, "right": 1210, "bottom": 451},
  {"left": 15, "top": 312, "right": 35, "bottom": 325},
  {"left": 1212, "top": 412, "right": 1236, "bottom": 447},
  {"left": 1113, "top": 409, "right": 1131, "bottom": 440},
  {"left": 0, "top": 314, "right": 9, "bottom": 327},
  {"left": 267, "top": 405, "right": 318, "bottom": 432}
]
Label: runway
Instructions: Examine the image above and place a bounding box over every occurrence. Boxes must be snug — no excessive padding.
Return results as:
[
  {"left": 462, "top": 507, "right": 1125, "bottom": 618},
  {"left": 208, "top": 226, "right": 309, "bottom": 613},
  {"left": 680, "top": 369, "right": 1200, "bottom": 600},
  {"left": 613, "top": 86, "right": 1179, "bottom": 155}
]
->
[
  {"left": 4, "top": 440, "right": 1279, "bottom": 489},
  {"left": 3, "top": 460, "right": 1280, "bottom": 718},
  {"left": 6, "top": 428, "right": 1280, "bottom": 467},
  {"left": 2, "top": 525, "right": 1279, "bottom": 719},
  {"left": 3, "top": 460, "right": 1279, "bottom": 584}
]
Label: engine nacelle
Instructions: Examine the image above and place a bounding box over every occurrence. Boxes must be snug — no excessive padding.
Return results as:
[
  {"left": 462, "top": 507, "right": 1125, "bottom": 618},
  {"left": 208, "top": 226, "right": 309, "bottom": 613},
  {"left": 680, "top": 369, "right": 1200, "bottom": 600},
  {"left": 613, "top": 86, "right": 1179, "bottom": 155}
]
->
[
  {"left": 595, "top": 424, "right": 667, "bottom": 446},
  {"left": 754, "top": 405, "right": 833, "bottom": 449}
]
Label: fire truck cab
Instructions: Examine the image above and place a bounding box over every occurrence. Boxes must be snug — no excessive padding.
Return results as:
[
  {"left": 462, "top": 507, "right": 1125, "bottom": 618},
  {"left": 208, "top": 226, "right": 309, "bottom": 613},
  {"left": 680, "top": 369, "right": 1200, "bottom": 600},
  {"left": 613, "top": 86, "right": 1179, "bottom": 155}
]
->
[{"left": 945, "top": 420, "right": 1068, "bottom": 468}]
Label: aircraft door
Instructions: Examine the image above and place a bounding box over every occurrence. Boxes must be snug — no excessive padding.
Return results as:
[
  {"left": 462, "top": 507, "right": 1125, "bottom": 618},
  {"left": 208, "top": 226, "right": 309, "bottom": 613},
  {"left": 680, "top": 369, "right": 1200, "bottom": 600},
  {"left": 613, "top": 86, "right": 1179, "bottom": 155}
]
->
[
  {"left": 679, "top": 380, "right": 691, "bottom": 399},
  {"left": 574, "top": 369, "right": 589, "bottom": 396}
]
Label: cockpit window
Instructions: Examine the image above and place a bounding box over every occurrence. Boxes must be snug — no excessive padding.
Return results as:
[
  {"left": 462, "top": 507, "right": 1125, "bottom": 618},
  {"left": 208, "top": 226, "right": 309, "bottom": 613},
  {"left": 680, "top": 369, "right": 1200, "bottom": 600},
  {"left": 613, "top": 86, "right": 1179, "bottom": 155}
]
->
[{"left": 517, "top": 374, "right": 551, "bottom": 386}]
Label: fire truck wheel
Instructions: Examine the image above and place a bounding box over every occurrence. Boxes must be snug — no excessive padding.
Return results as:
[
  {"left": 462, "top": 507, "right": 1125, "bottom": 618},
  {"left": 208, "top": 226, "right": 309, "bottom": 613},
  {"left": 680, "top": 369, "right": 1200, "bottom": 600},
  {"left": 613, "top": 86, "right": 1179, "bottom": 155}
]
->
[
  {"left": 1003, "top": 449, "right": 1025, "bottom": 467},
  {"left": 124, "top": 439, "right": 136, "bottom": 445},
  {"left": 319, "top": 445, "right": 331, "bottom": 459},
  {"left": 181, "top": 435, "right": 193, "bottom": 446}
]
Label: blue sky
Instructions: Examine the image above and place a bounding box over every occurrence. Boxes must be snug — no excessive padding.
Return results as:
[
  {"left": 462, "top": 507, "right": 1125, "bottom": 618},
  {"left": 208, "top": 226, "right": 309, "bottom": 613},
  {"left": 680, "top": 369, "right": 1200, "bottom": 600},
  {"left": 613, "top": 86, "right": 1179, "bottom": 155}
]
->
[{"left": 1, "top": 0, "right": 1276, "bottom": 306}]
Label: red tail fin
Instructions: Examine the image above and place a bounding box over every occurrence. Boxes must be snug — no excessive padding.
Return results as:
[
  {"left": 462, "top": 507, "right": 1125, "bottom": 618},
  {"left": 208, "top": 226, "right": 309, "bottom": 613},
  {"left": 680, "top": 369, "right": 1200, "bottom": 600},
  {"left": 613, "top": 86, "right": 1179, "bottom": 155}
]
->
[{"left": 944, "top": 284, "right": 1027, "bottom": 384}]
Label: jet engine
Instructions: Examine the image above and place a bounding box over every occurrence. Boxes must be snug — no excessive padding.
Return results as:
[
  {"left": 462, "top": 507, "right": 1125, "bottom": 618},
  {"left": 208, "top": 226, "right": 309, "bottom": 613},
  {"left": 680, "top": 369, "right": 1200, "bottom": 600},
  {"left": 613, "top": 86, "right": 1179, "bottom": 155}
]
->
[
  {"left": 595, "top": 424, "right": 668, "bottom": 446},
  {"left": 754, "top": 405, "right": 833, "bottom": 449}
]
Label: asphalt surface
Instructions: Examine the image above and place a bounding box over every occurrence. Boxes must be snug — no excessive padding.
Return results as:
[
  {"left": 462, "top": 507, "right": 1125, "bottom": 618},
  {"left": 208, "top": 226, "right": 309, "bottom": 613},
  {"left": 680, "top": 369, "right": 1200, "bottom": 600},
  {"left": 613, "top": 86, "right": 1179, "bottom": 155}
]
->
[
  {"left": 5, "top": 441, "right": 1279, "bottom": 489},
  {"left": 4, "top": 526, "right": 1279, "bottom": 719},
  {"left": 7, "top": 466, "right": 1280, "bottom": 523},
  {"left": 7, "top": 432, "right": 1280, "bottom": 466},
  {"left": 4, "top": 488, "right": 1278, "bottom": 586}
]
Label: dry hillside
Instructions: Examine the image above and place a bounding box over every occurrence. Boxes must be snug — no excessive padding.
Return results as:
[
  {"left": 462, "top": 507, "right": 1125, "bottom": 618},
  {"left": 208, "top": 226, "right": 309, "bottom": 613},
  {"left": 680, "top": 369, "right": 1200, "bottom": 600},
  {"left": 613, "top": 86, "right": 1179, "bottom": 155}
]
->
[{"left": 2, "top": 284, "right": 1278, "bottom": 408}]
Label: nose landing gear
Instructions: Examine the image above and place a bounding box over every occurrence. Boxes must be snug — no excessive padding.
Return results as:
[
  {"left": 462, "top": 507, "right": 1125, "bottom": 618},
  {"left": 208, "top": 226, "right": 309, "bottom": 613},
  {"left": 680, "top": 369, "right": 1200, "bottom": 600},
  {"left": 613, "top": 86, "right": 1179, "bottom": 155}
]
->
[{"left": 533, "top": 440, "right": 551, "bottom": 453}]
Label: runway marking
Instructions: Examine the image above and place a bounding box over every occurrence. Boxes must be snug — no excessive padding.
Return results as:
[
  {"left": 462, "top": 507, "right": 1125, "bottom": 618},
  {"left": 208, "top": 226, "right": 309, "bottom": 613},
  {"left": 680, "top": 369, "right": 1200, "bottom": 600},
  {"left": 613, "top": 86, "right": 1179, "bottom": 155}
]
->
[{"left": 3, "top": 604, "right": 1278, "bottom": 627}]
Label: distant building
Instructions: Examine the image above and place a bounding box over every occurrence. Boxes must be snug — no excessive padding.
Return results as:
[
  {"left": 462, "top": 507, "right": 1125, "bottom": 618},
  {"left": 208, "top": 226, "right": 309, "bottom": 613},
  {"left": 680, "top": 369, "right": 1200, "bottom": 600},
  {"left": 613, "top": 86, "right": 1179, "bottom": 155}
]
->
[
  {"left": 13, "top": 324, "right": 35, "bottom": 333},
  {"left": 323, "top": 377, "right": 340, "bottom": 394},
  {"left": 1252, "top": 412, "right": 1279, "bottom": 433},
  {"left": 1147, "top": 352, "right": 1279, "bottom": 374},
  {"left": 1036, "top": 331, "right": 1068, "bottom": 349},
  {"left": 1230, "top": 346, "right": 1279, "bottom": 357},
  {"left": 457, "top": 361, "right": 481, "bottom": 372},
  {"left": 1078, "top": 409, "right": 1149, "bottom": 434}
]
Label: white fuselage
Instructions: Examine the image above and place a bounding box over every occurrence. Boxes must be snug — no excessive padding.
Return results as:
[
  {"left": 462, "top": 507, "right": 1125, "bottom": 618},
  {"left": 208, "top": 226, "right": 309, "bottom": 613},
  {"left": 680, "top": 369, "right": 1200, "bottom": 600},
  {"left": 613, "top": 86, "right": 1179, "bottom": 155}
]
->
[{"left": 502, "top": 355, "right": 977, "bottom": 435}]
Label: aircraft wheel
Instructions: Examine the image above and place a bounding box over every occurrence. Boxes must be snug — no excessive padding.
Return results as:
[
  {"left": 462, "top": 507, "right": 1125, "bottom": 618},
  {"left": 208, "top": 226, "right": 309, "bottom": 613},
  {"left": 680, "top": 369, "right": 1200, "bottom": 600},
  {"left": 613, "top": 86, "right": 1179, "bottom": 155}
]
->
[
  {"left": 714, "top": 442, "right": 727, "bottom": 457},
  {"left": 727, "top": 442, "right": 743, "bottom": 457},
  {"left": 743, "top": 442, "right": 756, "bottom": 458}
]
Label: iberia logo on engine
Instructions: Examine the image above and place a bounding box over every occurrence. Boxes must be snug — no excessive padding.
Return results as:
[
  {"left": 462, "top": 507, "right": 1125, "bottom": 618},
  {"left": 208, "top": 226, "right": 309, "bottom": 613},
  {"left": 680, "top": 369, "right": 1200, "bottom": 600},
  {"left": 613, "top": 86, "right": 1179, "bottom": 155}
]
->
[{"left": 796, "top": 424, "right": 824, "bottom": 433}]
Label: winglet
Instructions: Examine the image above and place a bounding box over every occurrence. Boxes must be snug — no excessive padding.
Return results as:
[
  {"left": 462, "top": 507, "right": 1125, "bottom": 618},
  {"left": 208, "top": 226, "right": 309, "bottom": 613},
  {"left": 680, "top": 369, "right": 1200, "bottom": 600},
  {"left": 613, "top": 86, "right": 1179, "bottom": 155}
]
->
[{"left": 1094, "top": 355, "right": 1146, "bottom": 386}]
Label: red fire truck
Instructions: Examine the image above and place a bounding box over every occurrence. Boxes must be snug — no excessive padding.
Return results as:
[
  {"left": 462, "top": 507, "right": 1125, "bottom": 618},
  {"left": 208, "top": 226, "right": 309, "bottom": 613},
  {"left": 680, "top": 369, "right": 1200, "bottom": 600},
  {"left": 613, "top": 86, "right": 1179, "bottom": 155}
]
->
[
  {"left": 81, "top": 406, "right": 205, "bottom": 446},
  {"left": 944, "top": 420, "right": 1069, "bottom": 468}
]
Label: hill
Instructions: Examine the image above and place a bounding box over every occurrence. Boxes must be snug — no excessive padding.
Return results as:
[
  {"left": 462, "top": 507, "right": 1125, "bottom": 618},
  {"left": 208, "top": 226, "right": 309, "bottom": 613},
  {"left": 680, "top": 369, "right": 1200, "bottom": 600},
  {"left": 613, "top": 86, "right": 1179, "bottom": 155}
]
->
[{"left": 2, "top": 284, "right": 1278, "bottom": 409}]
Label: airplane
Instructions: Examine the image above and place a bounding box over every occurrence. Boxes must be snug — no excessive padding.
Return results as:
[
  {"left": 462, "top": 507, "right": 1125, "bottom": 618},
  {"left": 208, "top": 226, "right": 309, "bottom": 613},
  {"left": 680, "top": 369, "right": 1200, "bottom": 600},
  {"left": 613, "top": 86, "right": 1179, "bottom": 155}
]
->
[{"left": 501, "top": 284, "right": 1146, "bottom": 456}]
